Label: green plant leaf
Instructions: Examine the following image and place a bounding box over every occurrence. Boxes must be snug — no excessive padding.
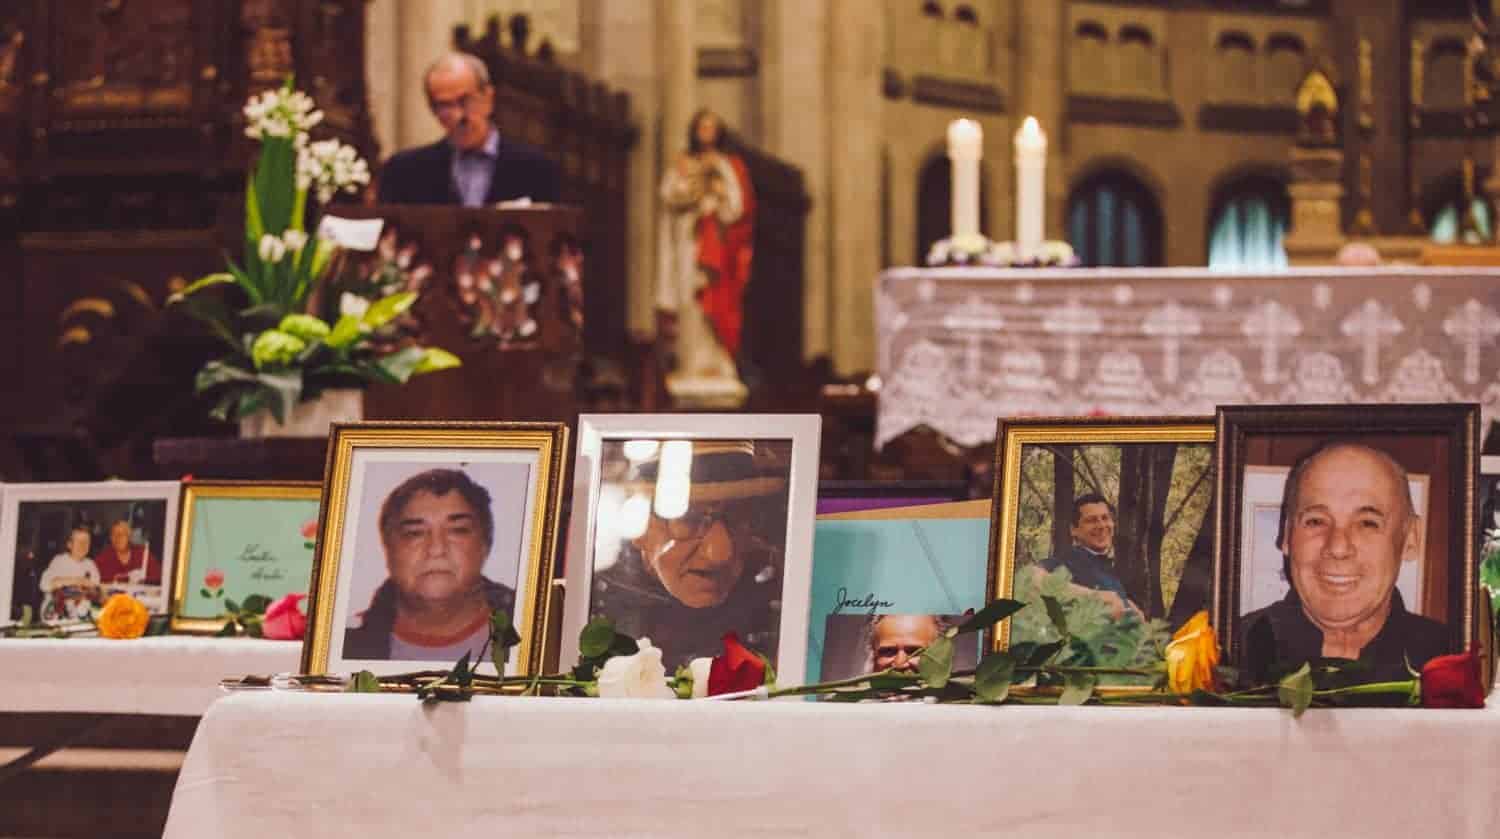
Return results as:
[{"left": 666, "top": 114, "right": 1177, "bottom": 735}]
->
[
  {"left": 245, "top": 171, "right": 264, "bottom": 243},
  {"left": 216, "top": 620, "right": 239, "bottom": 637},
  {"left": 488, "top": 610, "right": 521, "bottom": 676},
  {"left": 362, "top": 292, "right": 417, "bottom": 330},
  {"left": 169, "top": 273, "right": 237, "bottom": 304},
  {"left": 325, "top": 314, "right": 366, "bottom": 350},
  {"left": 413, "top": 347, "right": 462, "bottom": 375},
  {"left": 224, "top": 597, "right": 241, "bottom": 614},
  {"left": 1041, "top": 595, "right": 1070, "bottom": 638},
  {"left": 1059, "top": 672, "right": 1097, "bottom": 706},
  {"left": 195, "top": 359, "right": 258, "bottom": 393},
  {"left": 579, "top": 616, "right": 618, "bottom": 658},
  {"left": 1278, "top": 662, "right": 1315, "bottom": 718},
  {"left": 917, "top": 634, "right": 955, "bottom": 689},
  {"left": 255, "top": 369, "right": 304, "bottom": 424},
  {"left": 308, "top": 238, "right": 336, "bottom": 285},
  {"left": 374, "top": 346, "right": 428, "bottom": 384},
  {"left": 956, "top": 599, "right": 1027, "bottom": 635},
  {"left": 973, "top": 652, "right": 1016, "bottom": 703},
  {"left": 347, "top": 671, "right": 382, "bottom": 694},
  {"left": 240, "top": 594, "right": 273, "bottom": 615},
  {"left": 1481, "top": 554, "right": 1500, "bottom": 594},
  {"left": 1026, "top": 640, "right": 1067, "bottom": 667}
]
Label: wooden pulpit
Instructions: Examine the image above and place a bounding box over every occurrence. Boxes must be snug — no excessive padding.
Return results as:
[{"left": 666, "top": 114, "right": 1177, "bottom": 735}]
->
[{"left": 326, "top": 205, "right": 587, "bottom": 422}]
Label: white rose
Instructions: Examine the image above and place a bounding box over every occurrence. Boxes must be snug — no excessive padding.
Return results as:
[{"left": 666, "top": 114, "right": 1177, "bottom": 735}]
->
[
  {"left": 687, "top": 657, "right": 713, "bottom": 699},
  {"left": 595, "top": 638, "right": 676, "bottom": 699}
]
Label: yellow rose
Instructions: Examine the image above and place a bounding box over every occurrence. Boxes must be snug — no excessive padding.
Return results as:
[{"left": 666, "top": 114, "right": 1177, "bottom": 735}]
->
[
  {"left": 1164, "top": 610, "right": 1219, "bottom": 694},
  {"left": 96, "top": 593, "right": 151, "bottom": 639}
]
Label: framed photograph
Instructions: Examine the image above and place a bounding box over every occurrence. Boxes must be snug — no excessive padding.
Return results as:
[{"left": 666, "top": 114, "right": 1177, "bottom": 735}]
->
[
  {"left": 302, "top": 421, "right": 568, "bottom": 677},
  {"left": 809, "top": 510, "right": 989, "bottom": 684},
  {"left": 170, "top": 481, "right": 322, "bottom": 634},
  {"left": 1216, "top": 403, "right": 1481, "bottom": 686},
  {"left": 1, "top": 481, "right": 181, "bottom": 625},
  {"left": 987, "top": 418, "right": 1217, "bottom": 687},
  {"left": 561, "top": 414, "right": 821, "bottom": 681}
]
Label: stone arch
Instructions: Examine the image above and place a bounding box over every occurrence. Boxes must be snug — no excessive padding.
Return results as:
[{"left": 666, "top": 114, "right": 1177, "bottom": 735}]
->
[
  {"left": 1265, "top": 33, "right": 1307, "bottom": 101},
  {"left": 1206, "top": 164, "right": 1291, "bottom": 269},
  {"left": 1118, "top": 24, "right": 1158, "bottom": 94},
  {"left": 1067, "top": 158, "right": 1166, "bottom": 267},
  {"left": 1217, "top": 30, "right": 1258, "bottom": 101}
]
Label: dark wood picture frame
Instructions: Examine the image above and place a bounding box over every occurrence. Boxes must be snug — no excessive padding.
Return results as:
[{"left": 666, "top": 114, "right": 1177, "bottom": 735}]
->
[{"left": 1214, "top": 403, "right": 1484, "bottom": 685}]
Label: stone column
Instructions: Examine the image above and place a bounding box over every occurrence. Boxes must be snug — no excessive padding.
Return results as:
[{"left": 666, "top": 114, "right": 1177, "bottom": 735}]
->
[
  {"left": 1013, "top": 0, "right": 1067, "bottom": 243},
  {"left": 1331, "top": 0, "right": 1407, "bottom": 235},
  {"left": 592, "top": 1, "right": 662, "bottom": 336},
  {"left": 393, "top": 0, "right": 467, "bottom": 151},
  {"left": 762, "top": 0, "right": 831, "bottom": 361},
  {"left": 364, "top": 0, "right": 400, "bottom": 157},
  {"left": 826, "top": 0, "right": 883, "bottom": 375}
]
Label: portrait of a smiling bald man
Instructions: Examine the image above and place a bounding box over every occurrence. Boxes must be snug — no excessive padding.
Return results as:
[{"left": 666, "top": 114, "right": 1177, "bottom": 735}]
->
[{"left": 1239, "top": 442, "right": 1449, "bottom": 682}]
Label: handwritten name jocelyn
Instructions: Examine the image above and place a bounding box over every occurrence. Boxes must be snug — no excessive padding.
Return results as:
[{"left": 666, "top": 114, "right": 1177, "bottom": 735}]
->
[{"left": 833, "top": 588, "right": 895, "bottom": 615}]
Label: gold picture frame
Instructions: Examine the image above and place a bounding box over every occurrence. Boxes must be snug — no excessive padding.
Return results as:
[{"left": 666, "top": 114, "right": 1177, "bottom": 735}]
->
[
  {"left": 987, "top": 417, "right": 1216, "bottom": 690},
  {"left": 302, "top": 421, "right": 569, "bottom": 677},
  {"left": 170, "top": 481, "right": 323, "bottom": 634}
]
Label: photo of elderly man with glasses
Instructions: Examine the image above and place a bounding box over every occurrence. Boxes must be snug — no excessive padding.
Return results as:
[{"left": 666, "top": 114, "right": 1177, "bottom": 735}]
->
[{"left": 590, "top": 440, "right": 792, "bottom": 670}]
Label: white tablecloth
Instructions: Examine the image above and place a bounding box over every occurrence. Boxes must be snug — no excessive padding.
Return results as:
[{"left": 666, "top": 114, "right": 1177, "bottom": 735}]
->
[
  {"left": 876, "top": 266, "right": 1500, "bottom": 447},
  {"left": 165, "top": 692, "right": 1500, "bottom": 838},
  {"left": 0, "top": 637, "right": 300, "bottom": 716}
]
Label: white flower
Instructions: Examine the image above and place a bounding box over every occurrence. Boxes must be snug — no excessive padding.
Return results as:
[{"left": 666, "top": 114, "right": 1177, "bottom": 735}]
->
[
  {"left": 339, "top": 292, "right": 370, "bottom": 319},
  {"left": 595, "top": 638, "right": 676, "bottom": 699},
  {"left": 1039, "top": 240, "right": 1077, "bottom": 265},
  {"left": 257, "top": 234, "right": 287, "bottom": 263},
  {"left": 281, "top": 228, "right": 308, "bottom": 252},
  {"left": 983, "top": 241, "right": 1017, "bottom": 266},
  {"left": 296, "top": 138, "right": 371, "bottom": 203},
  {"left": 242, "top": 84, "right": 323, "bottom": 144},
  {"left": 950, "top": 232, "right": 989, "bottom": 256},
  {"left": 687, "top": 657, "right": 713, "bottom": 699}
]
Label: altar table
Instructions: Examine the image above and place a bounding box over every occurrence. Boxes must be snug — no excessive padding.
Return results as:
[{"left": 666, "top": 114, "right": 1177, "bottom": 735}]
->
[
  {"left": 876, "top": 266, "right": 1500, "bottom": 448},
  {"left": 0, "top": 636, "right": 300, "bottom": 716},
  {"left": 165, "top": 691, "right": 1500, "bottom": 838}
]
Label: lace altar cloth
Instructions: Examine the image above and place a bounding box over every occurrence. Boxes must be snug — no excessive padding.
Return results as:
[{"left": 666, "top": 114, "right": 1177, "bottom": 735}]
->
[{"left": 876, "top": 266, "right": 1500, "bottom": 448}]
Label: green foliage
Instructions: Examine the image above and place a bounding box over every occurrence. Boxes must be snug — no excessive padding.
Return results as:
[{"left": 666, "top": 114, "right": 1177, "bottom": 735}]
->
[
  {"left": 1278, "top": 663, "right": 1314, "bottom": 718},
  {"left": 1010, "top": 565, "right": 1171, "bottom": 686},
  {"left": 917, "top": 634, "right": 955, "bottom": 688},
  {"left": 956, "top": 599, "right": 1026, "bottom": 634},
  {"left": 348, "top": 671, "right": 382, "bottom": 693},
  {"left": 973, "top": 652, "right": 1016, "bottom": 703}
]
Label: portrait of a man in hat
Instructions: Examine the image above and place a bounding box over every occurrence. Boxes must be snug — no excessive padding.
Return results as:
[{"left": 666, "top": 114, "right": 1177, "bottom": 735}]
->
[{"left": 590, "top": 439, "right": 792, "bottom": 670}]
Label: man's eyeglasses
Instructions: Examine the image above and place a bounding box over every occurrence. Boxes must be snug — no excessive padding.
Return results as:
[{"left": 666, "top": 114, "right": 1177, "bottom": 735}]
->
[
  {"left": 661, "top": 505, "right": 736, "bottom": 540},
  {"left": 429, "top": 91, "right": 481, "bottom": 116}
]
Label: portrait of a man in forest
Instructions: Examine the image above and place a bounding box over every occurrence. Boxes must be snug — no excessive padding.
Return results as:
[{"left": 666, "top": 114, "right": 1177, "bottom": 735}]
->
[{"left": 996, "top": 426, "right": 1218, "bottom": 684}]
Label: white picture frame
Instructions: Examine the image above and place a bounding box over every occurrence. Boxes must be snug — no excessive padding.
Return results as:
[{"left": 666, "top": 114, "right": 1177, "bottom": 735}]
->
[
  {"left": 561, "top": 414, "right": 821, "bottom": 684},
  {"left": 0, "top": 480, "right": 182, "bottom": 625}
]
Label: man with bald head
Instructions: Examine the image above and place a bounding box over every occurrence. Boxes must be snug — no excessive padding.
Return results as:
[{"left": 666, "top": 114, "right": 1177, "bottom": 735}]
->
[
  {"left": 378, "top": 52, "right": 560, "bottom": 206},
  {"left": 1239, "top": 441, "right": 1449, "bottom": 682}
]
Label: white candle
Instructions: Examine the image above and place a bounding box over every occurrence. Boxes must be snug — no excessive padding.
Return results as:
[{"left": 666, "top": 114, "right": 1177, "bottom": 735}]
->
[
  {"left": 947, "top": 118, "right": 983, "bottom": 240},
  {"left": 1014, "top": 116, "right": 1047, "bottom": 261}
]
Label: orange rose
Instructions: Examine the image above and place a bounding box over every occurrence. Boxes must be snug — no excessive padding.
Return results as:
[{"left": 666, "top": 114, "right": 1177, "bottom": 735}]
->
[
  {"left": 1164, "top": 610, "right": 1219, "bottom": 694},
  {"left": 96, "top": 593, "right": 151, "bottom": 639}
]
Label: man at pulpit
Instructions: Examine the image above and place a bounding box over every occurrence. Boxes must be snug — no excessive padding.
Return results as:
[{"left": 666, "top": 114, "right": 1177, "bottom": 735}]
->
[{"left": 377, "top": 52, "right": 560, "bottom": 207}]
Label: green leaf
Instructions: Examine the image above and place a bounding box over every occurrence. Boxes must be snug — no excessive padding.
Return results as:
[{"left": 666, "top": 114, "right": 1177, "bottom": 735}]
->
[
  {"left": 1041, "top": 595, "right": 1070, "bottom": 638},
  {"left": 1026, "top": 640, "right": 1067, "bottom": 667},
  {"left": 199, "top": 587, "right": 212, "bottom": 598},
  {"left": 973, "top": 652, "right": 1016, "bottom": 703},
  {"left": 956, "top": 599, "right": 1027, "bottom": 635},
  {"left": 362, "top": 292, "right": 417, "bottom": 330},
  {"left": 757, "top": 652, "right": 777, "bottom": 687},
  {"left": 324, "top": 314, "right": 367, "bottom": 350},
  {"left": 1059, "top": 672, "right": 1097, "bottom": 706},
  {"left": 1278, "top": 662, "right": 1315, "bottom": 718},
  {"left": 195, "top": 359, "right": 259, "bottom": 393},
  {"left": 1481, "top": 554, "right": 1500, "bottom": 594},
  {"left": 308, "top": 238, "right": 336, "bottom": 285},
  {"left": 224, "top": 597, "right": 241, "bottom": 614},
  {"left": 255, "top": 369, "right": 304, "bottom": 424},
  {"left": 240, "top": 594, "right": 273, "bottom": 615},
  {"left": 374, "top": 346, "right": 428, "bottom": 385},
  {"left": 347, "top": 671, "right": 382, "bottom": 694},
  {"left": 215, "top": 620, "right": 238, "bottom": 637},
  {"left": 488, "top": 610, "right": 521, "bottom": 675},
  {"left": 245, "top": 171, "right": 264, "bottom": 243},
  {"left": 917, "top": 634, "right": 955, "bottom": 689},
  {"left": 169, "top": 272, "right": 237, "bottom": 305},
  {"left": 19, "top": 605, "right": 34, "bottom": 628},
  {"left": 579, "top": 616, "right": 618, "bottom": 658},
  {"left": 412, "top": 347, "right": 462, "bottom": 375}
]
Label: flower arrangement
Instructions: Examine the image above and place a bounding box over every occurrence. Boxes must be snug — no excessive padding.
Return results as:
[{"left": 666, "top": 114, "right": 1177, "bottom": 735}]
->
[
  {"left": 171, "top": 79, "right": 459, "bottom": 425},
  {"left": 327, "top": 597, "right": 1483, "bottom": 714},
  {"left": 1, "top": 593, "right": 163, "bottom": 639},
  {"left": 1480, "top": 509, "right": 1500, "bottom": 635},
  {"left": 926, "top": 234, "right": 1079, "bottom": 268}
]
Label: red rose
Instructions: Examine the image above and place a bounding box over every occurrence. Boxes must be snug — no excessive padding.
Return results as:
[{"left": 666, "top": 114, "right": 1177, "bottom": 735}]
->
[
  {"left": 203, "top": 569, "right": 225, "bottom": 591},
  {"left": 707, "top": 632, "right": 767, "bottom": 696},
  {"left": 1420, "top": 650, "right": 1486, "bottom": 709},
  {"left": 261, "top": 593, "right": 308, "bottom": 641}
]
